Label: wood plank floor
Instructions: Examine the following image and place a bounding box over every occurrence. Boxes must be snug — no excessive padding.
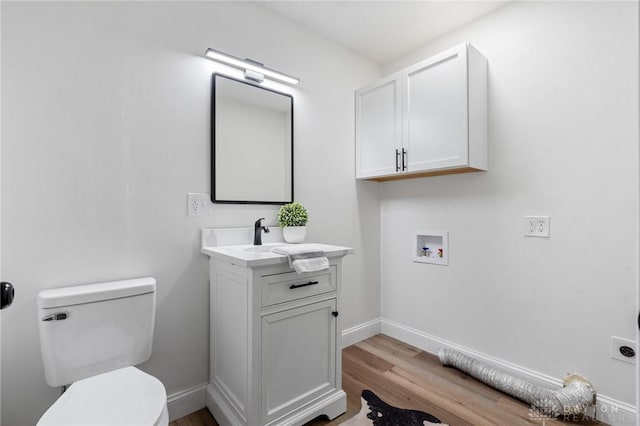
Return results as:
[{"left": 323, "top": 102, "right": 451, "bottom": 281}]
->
[{"left": 170, "top": 334, "right": 605, "bottom": 426}]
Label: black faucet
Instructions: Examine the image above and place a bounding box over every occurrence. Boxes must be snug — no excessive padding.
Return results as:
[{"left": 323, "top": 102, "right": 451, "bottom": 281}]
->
[{"left": 253, "top": 218, "right": 270, "bottom": 246}]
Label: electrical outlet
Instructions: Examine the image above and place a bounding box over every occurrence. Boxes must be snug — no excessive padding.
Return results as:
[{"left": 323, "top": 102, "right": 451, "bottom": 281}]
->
[
  {"left": 187, "top": 193, "right": 210, "bottom": 217},
  {"left": 611, "top": 336, "right": 636, "bottom": 364},
  {"left": 524, "top": 216, "right": 550, "bottom": 237}
]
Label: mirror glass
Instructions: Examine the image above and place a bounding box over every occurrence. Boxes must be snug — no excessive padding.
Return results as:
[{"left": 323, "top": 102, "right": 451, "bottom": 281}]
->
[{"left": 212, "top": 74, "right": 293, "bottom": 204}]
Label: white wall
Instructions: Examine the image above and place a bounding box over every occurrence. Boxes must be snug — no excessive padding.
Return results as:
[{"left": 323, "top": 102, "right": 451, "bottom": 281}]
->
[
  {"left": 379, "top": 1, "right": 638, "bottom": 407},
  {"left": 0, "top": 2, "right": 380, "bottom": 425}
]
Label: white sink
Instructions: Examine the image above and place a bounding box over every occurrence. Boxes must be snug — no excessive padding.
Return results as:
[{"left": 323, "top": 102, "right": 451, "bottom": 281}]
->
[
  {"left": 201, "top": 243, "right": 290, "bottom": 267},
  {"left": 242, "top": 244, "right": 285, "bottom": 253}
]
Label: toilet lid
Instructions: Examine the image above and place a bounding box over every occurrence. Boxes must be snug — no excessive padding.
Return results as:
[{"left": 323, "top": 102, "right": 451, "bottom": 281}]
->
[{"left": 38, "top": 366, "right": 167, "bottom": 426}]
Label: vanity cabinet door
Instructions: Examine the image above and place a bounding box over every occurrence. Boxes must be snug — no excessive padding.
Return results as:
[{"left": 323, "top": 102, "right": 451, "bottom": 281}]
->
[
  {"left": 355, "top": 75, "right": 403, "bottom": 179},
  {"left": 260, "top": 299, "right": 337, "bottom": 424}
]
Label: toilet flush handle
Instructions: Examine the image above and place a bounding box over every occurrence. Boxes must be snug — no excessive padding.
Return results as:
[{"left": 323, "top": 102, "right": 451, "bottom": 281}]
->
[{"left": 42, "top": 312, "right": 69, "bottom": 321}]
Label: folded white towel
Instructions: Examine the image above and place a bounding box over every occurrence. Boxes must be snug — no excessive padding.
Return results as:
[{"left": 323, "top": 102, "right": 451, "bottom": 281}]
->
[
  {"left": 291, "top": 256, "right": 330, "bottom": 274},
  {"left": 271, "top": 244, "right": 330, "bottom": 274}
]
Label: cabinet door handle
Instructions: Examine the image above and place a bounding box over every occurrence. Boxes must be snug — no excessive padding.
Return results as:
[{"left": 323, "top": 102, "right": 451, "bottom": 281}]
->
[
  {"left": 395, "top": 149, "right": 400, "bottom": 172},
  {"left": 332, "top": 311, "right": 339, "bottom": 317},
  {"left": 289, "top": 280, "right": 319, "bottom": 289},
  {"left": 402, "top": 148, "right": 407, "bottom": 171}
]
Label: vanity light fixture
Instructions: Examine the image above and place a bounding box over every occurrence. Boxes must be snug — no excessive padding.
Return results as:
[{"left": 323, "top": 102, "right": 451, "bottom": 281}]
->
[{"left": 204, "top": 48, "right": 300, "bottom": 85}]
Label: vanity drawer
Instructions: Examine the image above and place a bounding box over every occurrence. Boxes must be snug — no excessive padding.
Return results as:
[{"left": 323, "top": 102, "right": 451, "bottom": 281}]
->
[{"left": 260, "top": 266, "right": 336, "bottom": 307}]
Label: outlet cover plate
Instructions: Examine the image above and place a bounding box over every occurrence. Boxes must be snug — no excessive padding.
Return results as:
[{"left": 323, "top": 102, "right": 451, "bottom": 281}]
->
[
  {"left": 611, "top": 336, "right": 636, "bottom": 364},
  {"left": 187, "top": 193, "right": 211, "bottom": 217},
  {"left": 524, "top": 216, "right": 550, "bottom": 237}
]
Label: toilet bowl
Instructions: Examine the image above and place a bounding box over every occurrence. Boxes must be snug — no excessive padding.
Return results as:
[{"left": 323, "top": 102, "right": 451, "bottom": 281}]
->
[
  {"left": 37, "top": 277, "right": 169, "bottom": 426},
  {"left": 37, "top": 367, "right": 168, "bottom": 426}
]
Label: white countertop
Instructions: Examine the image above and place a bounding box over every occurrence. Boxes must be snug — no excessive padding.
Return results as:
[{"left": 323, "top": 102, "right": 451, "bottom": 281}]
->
[{"left": 201, "top": 242, "right": 354, "bottom": 268}]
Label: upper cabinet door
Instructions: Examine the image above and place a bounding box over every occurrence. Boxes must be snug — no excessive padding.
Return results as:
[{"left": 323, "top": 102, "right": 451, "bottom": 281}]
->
[
  {"left": 355, "top": 75, "right": 402, "bottom": 179},
  {"left": 403, "top": 44, "right": 468, "bottom": 172}
]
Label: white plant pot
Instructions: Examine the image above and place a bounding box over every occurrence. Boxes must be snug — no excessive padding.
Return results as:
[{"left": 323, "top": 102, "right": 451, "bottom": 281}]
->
[{"left": 282, "top": 226, "right": 306, "bottom": 244}]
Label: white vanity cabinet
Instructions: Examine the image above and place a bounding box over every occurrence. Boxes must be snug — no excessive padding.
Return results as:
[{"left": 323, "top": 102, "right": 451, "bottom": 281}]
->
[
  {"left": 201, "top": 231, "right": 352, "bottom": 426},
  {"left": 355, "top": 42, "right": 487, "bottom": 181}
]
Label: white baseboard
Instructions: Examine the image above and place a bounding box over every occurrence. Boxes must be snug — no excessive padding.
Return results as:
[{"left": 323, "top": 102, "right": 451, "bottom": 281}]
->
[
  {"left": 341, "top": 317, "right": 381, "bottom": 348},
  {"left": 167, "top": 382, "right": 208, "bottom": 422},
  {"left": 345, "top": 317, "right": 637, "bottom": 426}
]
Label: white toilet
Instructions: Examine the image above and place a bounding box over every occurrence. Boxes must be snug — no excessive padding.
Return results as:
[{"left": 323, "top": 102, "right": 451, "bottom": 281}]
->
[{"left": 36, "top": 277, "right": 169, "bottom": 426}]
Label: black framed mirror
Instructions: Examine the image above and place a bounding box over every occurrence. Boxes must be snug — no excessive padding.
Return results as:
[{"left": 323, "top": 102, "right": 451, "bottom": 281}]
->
[{"left": 211, "top": 74, "right": 294, "bottom": 204}]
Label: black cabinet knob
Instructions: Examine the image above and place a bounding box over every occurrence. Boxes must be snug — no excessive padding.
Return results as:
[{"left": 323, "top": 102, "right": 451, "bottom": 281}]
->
[
  {"left": 1, "top": 282, "right": 15, "bottom": 310},
  {"left": 332, "top": 311, "right": 339, "bottom": 317}
]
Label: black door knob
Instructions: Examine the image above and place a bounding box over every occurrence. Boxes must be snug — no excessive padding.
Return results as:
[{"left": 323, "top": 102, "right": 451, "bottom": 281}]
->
[{"left": 1, "top": 282, "right": 15, "bottom": 309}]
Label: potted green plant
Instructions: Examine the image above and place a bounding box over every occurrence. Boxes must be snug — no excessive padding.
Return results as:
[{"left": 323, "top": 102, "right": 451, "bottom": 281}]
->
[{"left": 277, "top": 202, "right": 308, "bottom": 243}]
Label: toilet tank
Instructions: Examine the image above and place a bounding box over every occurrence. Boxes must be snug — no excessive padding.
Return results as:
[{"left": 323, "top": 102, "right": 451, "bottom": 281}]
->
[{"left": 37, "top": 277, "right": 156, "bottom": 387}]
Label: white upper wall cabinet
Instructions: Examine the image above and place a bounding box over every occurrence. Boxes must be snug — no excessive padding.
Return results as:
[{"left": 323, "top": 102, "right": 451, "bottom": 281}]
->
[{"left": 355, "top": 43, "right": 487, "bottom": 181}]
